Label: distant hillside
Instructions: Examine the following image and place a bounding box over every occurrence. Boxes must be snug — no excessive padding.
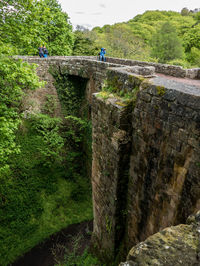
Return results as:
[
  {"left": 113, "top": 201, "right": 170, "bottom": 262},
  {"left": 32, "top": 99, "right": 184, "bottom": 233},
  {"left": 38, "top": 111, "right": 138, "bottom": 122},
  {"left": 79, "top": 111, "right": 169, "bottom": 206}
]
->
[{"left": 74, "top": 10, "right": 200, "bottom": 67}]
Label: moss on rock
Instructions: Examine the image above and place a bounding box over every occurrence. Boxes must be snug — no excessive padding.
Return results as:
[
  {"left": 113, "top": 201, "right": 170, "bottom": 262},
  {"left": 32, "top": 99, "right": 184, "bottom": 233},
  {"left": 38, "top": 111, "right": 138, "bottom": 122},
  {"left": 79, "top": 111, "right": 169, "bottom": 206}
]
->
[{"left": 120, "top": 211, "right": 200, "bottom": 266}]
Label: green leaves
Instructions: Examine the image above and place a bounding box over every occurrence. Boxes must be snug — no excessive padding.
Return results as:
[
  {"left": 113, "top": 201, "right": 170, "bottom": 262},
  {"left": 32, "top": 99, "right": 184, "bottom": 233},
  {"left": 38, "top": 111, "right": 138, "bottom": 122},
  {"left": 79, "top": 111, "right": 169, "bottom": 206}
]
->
[
  {"left": 0, "top": 0, "right": 74, "bottom": 55},
  {"left": 28, "top": 114, "right": 64, "bottom": 166},
  {"left": 186, "top": 47, "right": 200, "bottom": 67},
  {"left": 72, "top": 30, "right": 99, "bottom": 56},
  {"left": 151, "top": 22, "right": 184, "bottom": 63},
  {"left": 65, "top": 115, "right": 88, "bottom": 146},
  {"left": 90, "top": 10, "right": 200, "bottom": 66},
  {"left": 0, "top": 55, "right": 43, "bottom": 176},
  {"left": 183, "top": 24, "right": 200, "bottom": 52}
]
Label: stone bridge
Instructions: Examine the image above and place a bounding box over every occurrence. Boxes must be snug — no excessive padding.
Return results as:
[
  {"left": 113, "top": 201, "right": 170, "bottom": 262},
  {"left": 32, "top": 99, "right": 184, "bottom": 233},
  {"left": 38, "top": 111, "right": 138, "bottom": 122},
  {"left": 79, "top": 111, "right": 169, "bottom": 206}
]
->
[{"left": 18, "top": 56, "right": 200, "bottom": 263}]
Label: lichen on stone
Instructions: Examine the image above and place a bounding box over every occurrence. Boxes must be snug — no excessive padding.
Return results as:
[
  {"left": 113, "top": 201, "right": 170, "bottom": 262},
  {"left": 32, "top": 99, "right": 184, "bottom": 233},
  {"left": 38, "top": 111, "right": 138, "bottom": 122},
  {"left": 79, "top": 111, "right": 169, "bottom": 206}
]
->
[
  {"left": 156, "top": 86, "right": 166, "bottom": 96},
  {"left": 120, "top": 211, "right": 200, "bottom": 266}
]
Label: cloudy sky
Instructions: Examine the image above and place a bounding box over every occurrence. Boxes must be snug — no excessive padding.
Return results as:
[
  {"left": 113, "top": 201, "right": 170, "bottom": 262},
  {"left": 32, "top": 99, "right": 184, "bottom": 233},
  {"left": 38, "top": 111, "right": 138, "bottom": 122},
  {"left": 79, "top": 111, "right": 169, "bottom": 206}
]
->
[{"left": 58, "top": 0, "right": 200, "bottom": 30}]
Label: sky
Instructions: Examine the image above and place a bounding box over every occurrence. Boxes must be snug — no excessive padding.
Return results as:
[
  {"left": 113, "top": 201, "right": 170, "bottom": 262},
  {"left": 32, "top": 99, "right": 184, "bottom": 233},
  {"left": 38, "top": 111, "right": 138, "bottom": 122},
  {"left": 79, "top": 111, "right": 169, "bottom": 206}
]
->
[{"left": 58, "top": 0, "right": 200, "bottom": 30}]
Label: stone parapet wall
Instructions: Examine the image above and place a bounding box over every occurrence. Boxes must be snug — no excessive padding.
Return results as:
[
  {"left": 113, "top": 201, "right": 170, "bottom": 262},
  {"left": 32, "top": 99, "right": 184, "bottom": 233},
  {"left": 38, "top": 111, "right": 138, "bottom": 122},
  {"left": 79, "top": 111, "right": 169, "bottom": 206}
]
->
[
  {"left": 16, "top": 55, "right": 200, "bottom": 79},
  {"left": 106, "top": 57, "right": 200, "bottom": 79},
  {"left": 186, "top": 68, "right": 200, "bottom": 79},
  {"left": 16, "top": 56, "right": 123, "bottom": 103}
]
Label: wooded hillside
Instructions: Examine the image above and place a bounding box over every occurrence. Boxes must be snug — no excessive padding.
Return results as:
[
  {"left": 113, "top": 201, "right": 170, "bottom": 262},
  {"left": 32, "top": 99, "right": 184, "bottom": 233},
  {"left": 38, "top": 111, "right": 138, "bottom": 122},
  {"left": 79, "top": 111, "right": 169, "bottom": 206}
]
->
[{"left": 76, "top": 9, "right": 200, "bottom": 67}]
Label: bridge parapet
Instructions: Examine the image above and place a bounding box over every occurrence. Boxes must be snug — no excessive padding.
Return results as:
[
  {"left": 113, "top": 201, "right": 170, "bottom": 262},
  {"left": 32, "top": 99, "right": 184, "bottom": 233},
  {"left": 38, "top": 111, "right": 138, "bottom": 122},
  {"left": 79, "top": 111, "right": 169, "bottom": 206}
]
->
[{"left": 16, "top": 55, "right": 200, "bottom": 79}]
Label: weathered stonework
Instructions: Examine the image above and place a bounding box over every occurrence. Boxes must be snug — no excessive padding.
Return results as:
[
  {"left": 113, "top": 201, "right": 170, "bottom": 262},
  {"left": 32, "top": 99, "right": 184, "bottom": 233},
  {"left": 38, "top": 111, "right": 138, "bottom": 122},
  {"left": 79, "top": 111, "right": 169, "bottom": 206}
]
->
[
  {"left": 90, "top": 65, "right": 200, "bottom": 262},
  {"left": 17, "top": 56, "right": 200, "bottom": 264},
  {"left": 17, "top": 56, "right": 125, "bottom": 106},
  {"left": 120, "top": 211, "right": 200, "bottom": 266},
  {"left": 126, "top": 77, "right": 200, "bottom": 251},
  {"left": 91, "top": 94, "right": 132, "bottom": 261},
  {"left": 21, "top": 59, "right": 62, "bottom": 117},
  {"left": 105, "top": 57, "right": 200, "bottom": 79},
  {"left": 16, "top": 55, "right": 200, "bottom": 80}
]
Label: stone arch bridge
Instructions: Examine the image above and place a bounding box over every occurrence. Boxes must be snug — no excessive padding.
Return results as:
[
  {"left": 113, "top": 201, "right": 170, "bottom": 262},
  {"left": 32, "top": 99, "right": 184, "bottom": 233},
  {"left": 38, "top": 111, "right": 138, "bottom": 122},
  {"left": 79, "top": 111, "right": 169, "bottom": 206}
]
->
[{"left": 18, "top": 56, "right": 200, "bottom": 262}]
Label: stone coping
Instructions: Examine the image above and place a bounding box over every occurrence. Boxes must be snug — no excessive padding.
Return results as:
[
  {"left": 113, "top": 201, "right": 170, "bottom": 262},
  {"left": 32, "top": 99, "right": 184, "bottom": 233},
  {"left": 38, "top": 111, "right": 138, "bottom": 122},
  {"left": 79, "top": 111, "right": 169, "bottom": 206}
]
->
[
  {"left": 15, "top": 55, "right": 200, "bottom": 79},
  {"left": 15, "top": 56, "right": 200, "bottom": 100}
]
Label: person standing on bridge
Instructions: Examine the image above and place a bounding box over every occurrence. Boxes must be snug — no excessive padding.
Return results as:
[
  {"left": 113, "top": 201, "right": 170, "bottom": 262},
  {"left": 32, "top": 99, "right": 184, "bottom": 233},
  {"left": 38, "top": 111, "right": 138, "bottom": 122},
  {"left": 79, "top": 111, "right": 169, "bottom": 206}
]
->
[
  {"left": 43, "top": 46, "right": 48, "bottom": 58},
  {"left": 38, "top": 45, "right": 44, "bottom": 58},
  {"left": 99, "top": 48, "right": 106, "bottom": 62}
]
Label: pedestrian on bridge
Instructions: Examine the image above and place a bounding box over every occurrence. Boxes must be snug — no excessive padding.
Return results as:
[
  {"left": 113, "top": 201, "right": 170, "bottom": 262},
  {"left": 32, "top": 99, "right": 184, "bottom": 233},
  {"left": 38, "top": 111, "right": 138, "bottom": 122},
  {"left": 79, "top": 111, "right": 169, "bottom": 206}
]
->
[
  {"left": 43, "top": 46, "right": 48, "bottom": 58},
  {"left": 99, "top": 48, "right": 106, "bottom": 62},
  {"left": 38, "top": 45, "right": 44, "bottom": 58}
]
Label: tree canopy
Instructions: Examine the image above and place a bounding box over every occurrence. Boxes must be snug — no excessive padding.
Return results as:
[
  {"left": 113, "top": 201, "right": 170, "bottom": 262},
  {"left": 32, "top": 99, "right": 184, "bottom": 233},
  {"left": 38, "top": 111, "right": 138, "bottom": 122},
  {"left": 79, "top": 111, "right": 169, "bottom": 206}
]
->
[
  {"left": 1, "top": 5, "right": 200, "bottom": 66},
  {"left": 151, "top": 21, "right": 184, "bottom": 63},
  {"left": 0, "top": 0, "right": 74, "bottom": 55},
  {"left": 89, "top": 9, "right": 200, "bottom": 67},
  {"left": 0, "top": 47, "right": 43, "bottom": 176}
]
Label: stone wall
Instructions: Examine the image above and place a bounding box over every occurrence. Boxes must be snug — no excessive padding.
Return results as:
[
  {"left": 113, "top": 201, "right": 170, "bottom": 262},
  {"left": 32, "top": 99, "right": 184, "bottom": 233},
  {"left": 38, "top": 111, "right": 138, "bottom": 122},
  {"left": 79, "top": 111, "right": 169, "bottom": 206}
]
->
[
  {"left": 105, "top": 57, "right": 200, "bottom": 79},
  {"left": 18, "top": 56, "right": 200, "bottom": 264},
  {"left": 91, "top": 68, "right": 200, "bottom": 262},
  {"left": 17, "top": 56, "right": 121, "bottom": 104},
  {"left": 21, "top": 58, "right": 62, "bottom": 117},
  {"left": 17, "top": 55, "right": 200, "bottom": 80},
  {"left": 91, "top": 94, "right": 133, "bottom": 261},
  {"left": 126, "top": 77, "right": 200, "bottom": 249}
]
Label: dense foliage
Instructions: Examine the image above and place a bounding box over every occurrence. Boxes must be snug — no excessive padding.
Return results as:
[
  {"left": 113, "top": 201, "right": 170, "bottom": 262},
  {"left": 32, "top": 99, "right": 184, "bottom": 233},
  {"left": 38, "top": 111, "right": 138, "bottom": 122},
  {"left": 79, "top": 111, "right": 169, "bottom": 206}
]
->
[
  {"left": 72, "top": 28, "right": 99, "bottom": 56},
  {"left": 1, "top": 1, "right": 200, "bottom": 65},
  {"left": 0, "top": 3, "right": 94, "bottom": 265},
  {"left": 151, "top": 21, "right": 184, "bottom": 63},
  {"left": 49, "top": 69, "right": 92, "bottom": 181},
  {"left": 0, "top": 0, "right": 74, "bottom": 55},
  {"left": 0, "top": 54, "right": 92, "bottom": 265},
  {"left": 0, "top": 50, "right": 43, "bottom": 176},
  {"left": 82, "top": 9, "right": 200, "bottom": 66}
]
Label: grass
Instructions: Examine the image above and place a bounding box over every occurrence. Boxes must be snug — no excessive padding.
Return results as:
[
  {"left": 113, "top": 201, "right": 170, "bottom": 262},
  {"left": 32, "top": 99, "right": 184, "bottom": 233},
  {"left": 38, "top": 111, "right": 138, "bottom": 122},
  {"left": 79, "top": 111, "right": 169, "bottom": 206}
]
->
[
  {"left": 0, "top": 176, "right": 93, "bottom": 266},
  {"left": 54, "top": 234, "right": 101, "bottom": 266}
]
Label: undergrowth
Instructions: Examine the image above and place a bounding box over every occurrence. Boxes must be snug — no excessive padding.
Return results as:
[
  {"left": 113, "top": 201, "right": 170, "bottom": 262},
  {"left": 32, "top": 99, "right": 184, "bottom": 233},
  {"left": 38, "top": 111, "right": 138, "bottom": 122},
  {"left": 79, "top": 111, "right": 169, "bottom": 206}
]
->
[
  {"left": 54, "top": 234, "right": 101, "bottom": 266},
  {"left": 0, "top": 64, "right": 93, "bottom": 265}
]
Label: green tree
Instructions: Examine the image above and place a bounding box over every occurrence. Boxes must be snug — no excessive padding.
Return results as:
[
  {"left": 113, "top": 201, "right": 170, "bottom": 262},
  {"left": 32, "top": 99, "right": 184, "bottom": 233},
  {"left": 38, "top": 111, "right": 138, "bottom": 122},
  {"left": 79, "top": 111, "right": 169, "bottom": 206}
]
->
[
  {"left": 93, "top": 24, "right": 151, "bottom": 60},
  {"left": 151, "top": 21, "right": 184, "bottom": 63},
  {"left": 0, "top": 0, "right": 74, "bottom": 55},
  {"left": 0, "top": 47, "right": 43, "bottom": 176},
  {"left": 0, "top": 45, "right": 92, "bottom": 266},
  {"left": 108, "top": 25, "right": 150, "bottom": 59},
  {"left": 183, "top": 24, "right": 200, "bottom": 52},
  {"left": 91, "top": 10, "right": 196, "bottom": 63},
  {"left": 192, "top": 11, "right": 200, "bottom": 27},
  {"left": 181, "top": 7, "right": 190, "bottom": 16},
  {"left": 72, "top": 28, "right": 99, "bottom": 56},
  {"left": 186, "top": 47, "right": 200, "bottom": 66},
  {"left": 33, "top": 0, "right": 74, "bottom": 55}
]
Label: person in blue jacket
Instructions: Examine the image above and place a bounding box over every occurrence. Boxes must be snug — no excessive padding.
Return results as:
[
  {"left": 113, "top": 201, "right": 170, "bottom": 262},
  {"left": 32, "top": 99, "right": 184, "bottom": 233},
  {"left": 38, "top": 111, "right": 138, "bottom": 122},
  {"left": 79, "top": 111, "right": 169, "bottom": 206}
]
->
[
  {"left": 99, "top": 48, "right": 106, "bottom": 62},
  {"left": 43, "top": 46, "right": 48, "bottom": 58}
]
